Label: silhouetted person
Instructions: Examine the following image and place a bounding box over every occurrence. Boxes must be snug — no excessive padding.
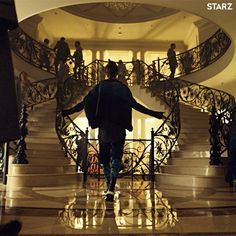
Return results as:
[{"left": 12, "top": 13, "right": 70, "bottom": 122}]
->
[
  {"left": 180, "top": 51, "right": 193, "bottom": 74},
  {"left": 167, "top": 43, "right": 178, "bottom": 79},
  {"left": 54, "top": 37, "right": 70, "bottom": 74},
  {"left": 225, "top": 105, "right": 236, "bottom": 186},
  {"left": 200, "top": 41, "right": 212, "bottom": 67},
  {"left": 72, "top": 41, "right": 83, "bottom": 76},
  {"left": 133, "top": 59, "right": 144, "bottom": 85},
  {"left": 61, "top": 60, "right": 164, "bottom": 202},
  {"left": 117, "top": 60, "right": 127, "bottom": 85},
  {"left": 56, "top": 58, "right": 70, "bottom": 109},
  {"left": 40, "top": 38, "right": 50, "bottom": 72}
]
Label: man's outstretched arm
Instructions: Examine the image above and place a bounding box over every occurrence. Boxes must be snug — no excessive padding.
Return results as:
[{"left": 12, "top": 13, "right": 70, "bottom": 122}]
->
[
  {"left": 131, "top": 98, "right": 164, "bottom": 119},
  {"left": 61, "top": 101, "right": 84, "bottom": 116}
]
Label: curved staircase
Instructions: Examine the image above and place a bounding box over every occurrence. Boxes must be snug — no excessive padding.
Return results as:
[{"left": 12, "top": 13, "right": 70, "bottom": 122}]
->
[
  {"left": 156, "top": 103, "right": 227, "bottom": 188},
  {"left": 7, "top": 100, "right": 83, "bottom": 188}
]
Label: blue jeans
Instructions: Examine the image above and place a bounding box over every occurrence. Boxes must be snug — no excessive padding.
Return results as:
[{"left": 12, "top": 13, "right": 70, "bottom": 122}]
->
[{"left": 99, "top": 140, "right": 125, "bottom": 191}]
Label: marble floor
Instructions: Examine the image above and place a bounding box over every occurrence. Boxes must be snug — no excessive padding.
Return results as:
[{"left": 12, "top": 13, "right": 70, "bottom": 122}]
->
[{"left": 1, "top": 177, "right": 236, "bottom": 235}]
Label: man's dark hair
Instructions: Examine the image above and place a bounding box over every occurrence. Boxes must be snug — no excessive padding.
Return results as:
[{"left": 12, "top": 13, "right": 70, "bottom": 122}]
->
[{"left": 106, "top": 60, "right": 118, "bottom": 77}]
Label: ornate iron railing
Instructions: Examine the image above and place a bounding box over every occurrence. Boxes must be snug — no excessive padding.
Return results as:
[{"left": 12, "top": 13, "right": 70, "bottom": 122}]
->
[
  {"left": 83, "top": 59, "right": 152, "bottom": 87},
  {"left": 8, "top": 25, "right": 233, "bottom": 175},
  {"left": 147, "top": 77, "right": 180, "bottom": 172},
  {"left": 55, "top": 59, "right": 180, "bottom": 178},
  {"left": 173, "top": 78, "right": 235, "bottom": 154},
  {"left": 55, "top": 114, "right": 87, "bottom": 172},
  {"left": 87, "top": 138, "right": 152, "bottom": 177},
  {"left": 153, "top": 29, "right": 231, "bottom": 78},
  {"left": 9, "top": 28, "right": 231, "bottom": 82},
  {"left": 9, "top": 27, "right": 56, "bottom": 73},
  {"left": 22, "top": 77, "right": 57, "bottom": 107}
]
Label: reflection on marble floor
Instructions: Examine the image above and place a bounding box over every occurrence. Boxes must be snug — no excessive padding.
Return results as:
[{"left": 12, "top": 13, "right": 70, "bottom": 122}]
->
[{"left": 1, "top": 178, "right": 236, "bottom": 235}]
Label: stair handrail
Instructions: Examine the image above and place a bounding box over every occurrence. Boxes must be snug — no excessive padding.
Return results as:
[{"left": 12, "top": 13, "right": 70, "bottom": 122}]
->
[
  {"left": 20, "top": 77, "right": 57, "bottom": 108},
  {"left": 170, "top": 78, "right": 235, "bottom": 155},
  {"left": 146, "top": 75, "right": 181, "bottom": 171},
  {"left": 9, "top": 27, "right": 231, "bottom": 81},
  {"left": 55, "top": 59, "right": 180, "bottom": 177},
  {"left": 9, "top": 27, "right": 57, "bottom": 73},
  {"left": 153, "top": 29, "right": 231, "bottom": 78},
  {"left": 55, "top": 113, "right": 86, "bottom": 171}
]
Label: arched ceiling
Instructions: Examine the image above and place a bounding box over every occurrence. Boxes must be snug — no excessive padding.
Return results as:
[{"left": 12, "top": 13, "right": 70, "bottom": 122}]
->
[
  {"left": 14, "top": 0, "right": 236, "bottom": 95},
  {"left": 26, "top": 7, "right": 202, "bottom": 50},
  {"left": 62, "top": 2, "right": 179, "bottom": 23}
]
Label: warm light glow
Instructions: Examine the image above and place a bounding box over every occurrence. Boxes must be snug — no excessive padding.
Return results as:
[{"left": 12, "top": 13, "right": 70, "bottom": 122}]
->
[
  {"left": 145, "top": 51, "right": 167, "bottom": 64},
  {"left": 103, "top": 50, "right": 133, "bottom": 62}
]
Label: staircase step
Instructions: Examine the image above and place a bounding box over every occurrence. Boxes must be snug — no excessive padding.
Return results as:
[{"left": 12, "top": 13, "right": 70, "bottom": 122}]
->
[
  {"left": 26, "top": 143, "right": 62, "bottom": 151},
  {"left": 9, "top": 164, "right": 76, "bottom": 175},
  {"left": 28, "top": 131, "right": 58, "bottom": 138},
  {"left": 172, "top": 151, "right": 210, "bottom": 158},
  {"left": 181, "top": 128, "right": 209, "bottom": 133},
  {"left": 178, "top": 144, "right": 210, "bottom": 151},
  {"left": 155, "top": 172, "right": 227, "bottom": 188},
  {"left": 28, "top": 116, "right": 55, "bottom": 122},
  {"left": 29, "top": 126, "right": 56, "bottom": 132},
  {"left": 9, "top": 155, "right": 71, "bottom": 165},
  {"left": 161, "top": 165, "right": 225, "bottom": 176},
  {"left": 26, "top": 149, "right": 65, "bottom": 157},
  {"left": 168, "top": 157, "right": 211, "bottom": 166},
  {"left": 26, "top": 137, "right": 60, "bottom": 144},
  {"left": 28, "top": 121, "right": 55, "bottom": 128},
  {"left": 7, "top": 172, "right": 83, "bottom": 187}
]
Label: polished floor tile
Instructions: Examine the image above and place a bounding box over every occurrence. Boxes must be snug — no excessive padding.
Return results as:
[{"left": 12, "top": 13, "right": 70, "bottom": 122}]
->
[{"left": 1, "top": 178, "right": 236, "bottom": 235}]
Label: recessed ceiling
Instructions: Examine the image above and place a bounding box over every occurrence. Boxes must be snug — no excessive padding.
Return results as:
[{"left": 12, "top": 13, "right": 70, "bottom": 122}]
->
[{"left": 62, "top": 2, "right": 179, "bottom": 23}]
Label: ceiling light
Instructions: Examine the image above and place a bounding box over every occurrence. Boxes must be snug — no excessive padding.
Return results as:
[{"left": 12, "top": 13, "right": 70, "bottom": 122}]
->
[{"left": 104, "top": 2, "right": 139, "bottom": 12}]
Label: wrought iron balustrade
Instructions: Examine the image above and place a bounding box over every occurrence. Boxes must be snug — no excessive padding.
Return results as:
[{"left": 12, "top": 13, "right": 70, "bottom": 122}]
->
[
  {"left": 9, "top": 25, "right": 233, "bottom": 174},
  {"left": 22, "top": 77, "right": 57, "bottom": 107},
  {"left": 83, "top": 59, "right": 151, "bottom": 87},
  {"left": 55, "top": 59, "right": 180, "bottom": 179},
  {"left": 168, "top": 78, "right": 235, "bottom": 159},
  {"left": 153, "top": 29, "right": 231, "bottom": 79}
]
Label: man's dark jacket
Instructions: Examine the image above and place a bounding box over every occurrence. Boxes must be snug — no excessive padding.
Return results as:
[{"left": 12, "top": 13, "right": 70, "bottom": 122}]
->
[{"left": 62, "top": 79, "right": 163, "bottom": 130}]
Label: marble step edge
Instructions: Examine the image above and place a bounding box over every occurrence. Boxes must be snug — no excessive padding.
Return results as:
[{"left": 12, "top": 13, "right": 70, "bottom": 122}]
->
[
  {"left": 161, "top": 165, "right": 226, "bottom": 177},
  {"left": 6, "top": 172, "right": 84, "bottom": 188},
  {"left": 155, "top": 172, "right": 227, "bottom": 188},
  {"left": 9, "top": 157, "right": 72, "bottom": 166},
  {"left": 8, "top": 164, "right": 76, "bottom": 175}
]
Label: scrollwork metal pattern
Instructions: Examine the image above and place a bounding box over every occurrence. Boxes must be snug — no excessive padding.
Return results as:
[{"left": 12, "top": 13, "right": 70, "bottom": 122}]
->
[
  {"left": 147, "top": 79, "right": 181, "bottom": 171},
  {"left": 9, "top": 27, "right": 56, "bottom": 73},
  {"left": 55, "top": 114, "right": 87, "bottom": 171},
  {"left": 23, "top": 77, "right": 57, "bottom": 107},
  {"left": 173, "top": 78, "right": 235, "bottom": 153},
  {"left": 9, "top": 28, "right": 231, "bottom": 82},
  {"left": 86, "top": 139, "right": 152, "bottom": 177},
  {"left": 153, "top": 29, "right": 231, "bottom": 79},
  {"left": 56, "top": 59, "right": 179, "bottom": 177},
  {"left": 10, "top": 26, "right": 233, "bottom": 175}
]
